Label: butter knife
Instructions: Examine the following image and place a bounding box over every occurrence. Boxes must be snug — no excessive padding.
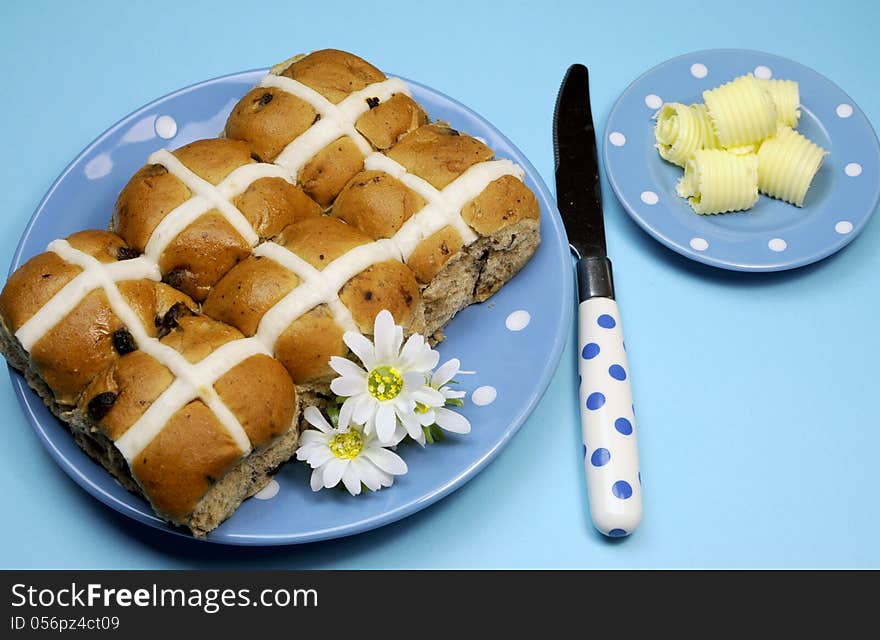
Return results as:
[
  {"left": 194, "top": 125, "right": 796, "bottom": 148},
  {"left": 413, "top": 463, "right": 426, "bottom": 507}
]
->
[{"left": 553, "top": 64, "right": 643, "bottom": 537}]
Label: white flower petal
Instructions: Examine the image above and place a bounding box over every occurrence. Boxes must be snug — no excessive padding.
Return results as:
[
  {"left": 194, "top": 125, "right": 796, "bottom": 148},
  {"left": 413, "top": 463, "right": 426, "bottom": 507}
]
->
[
  {"left": 390, "top": 422, "right": 408, "bottom": 446},
  {"left": 341, "top": 464, "right": 363, "bottom": 496},
  {"left": 417, "top": 409, "right": 436, "bottom": 426},
  {"left": 432, "top": 358, "right": 461, "bottom": 387},
  {"left": 344, "top": 332, "right": 377, "bottom": 370},
  {"left": 352, "top": 458, "right": 381, "bottom": 491},
  {"left": 375, "top": 468, "right": 394, "bottom": 488},
  {"left": 322, "top": 458, "right": 348, "bottom": 488},
  {"left": 362, "top": 446, "right": 408, "bottom": 475},
  {"left": 310, "top": 467, "right": 324, "bottom": 492},
  {"left": 411, "top": 386, "right": 445, "bottom": 407},
  {"left": 411, "top": 345, "right": 440, "bottom": 372},
  {"left": 338, "top": 396, "right": 355, "bottom": 430},
  {"left": 297, "top": 444, "right": 334, "bottom": 468},
  {"left": 375, "top": 402, "right": 397, "bottom": 444},
  {"left": 397, "top": 408, "right": 423, "bottom": 440},
  {"left": 435, "top": 407, "right": 471, "bottom": 434},
  {"left": 394, "top": 394, "right": 416, "bottom": 415},
  {"left": 309, "top": 447, "right": 336, "bottom": 468},
  {"left": 442, "top": 388, "right": 467, "bottom": 400},
  {"left": 303, "top": 406, "right": 333, "bottom": 433},
  {"left": 373, "top": 310, "right": 402, "bottom": 364},
  {"left": 398, "top": 334, "right": 438, "bottom": 371},
  {"left": 411, "top": 427, "right": 426, "bottom": 447},
  {"left": 353, "top": 394, "right": 377, "bottom": 425},
  {"left": 330, "top": 375, "right": 366, "bottom": 397},
  {"left": 403, "top": 370, "right": 428, "bottom": 390},
  {"left": 298, "top": 430, "right": 329, "bottom": 446},
  {"left": 329, "top": 356, "right": 367, "bottom": 380},
  {"left": 397, "top": 334, "right": 424, "bottom": 368}
]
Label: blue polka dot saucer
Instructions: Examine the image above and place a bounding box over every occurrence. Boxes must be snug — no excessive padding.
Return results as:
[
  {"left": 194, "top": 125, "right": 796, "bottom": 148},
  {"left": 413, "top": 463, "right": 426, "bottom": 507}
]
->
[{"left": 603, "top": 49, "right": 880, "bottom": 271}]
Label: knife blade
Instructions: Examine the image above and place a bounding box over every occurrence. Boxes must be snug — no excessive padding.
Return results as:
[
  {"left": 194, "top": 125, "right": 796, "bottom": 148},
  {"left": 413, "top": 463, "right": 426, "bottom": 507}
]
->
[{"left": 554, "top": 63, "right": 643, "bottom": 538}]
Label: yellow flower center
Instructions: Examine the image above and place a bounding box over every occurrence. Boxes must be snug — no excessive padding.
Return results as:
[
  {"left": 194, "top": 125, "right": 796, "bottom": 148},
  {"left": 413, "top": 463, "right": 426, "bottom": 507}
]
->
[
  {"left": 415, "top": 401, "right": 430, "bottom": 414},
  {"left": 367, "top": 365, "right": 404, "bottom": 401},
  {"left": 328, "top": 430, "right": 364, "bottom": 460}
]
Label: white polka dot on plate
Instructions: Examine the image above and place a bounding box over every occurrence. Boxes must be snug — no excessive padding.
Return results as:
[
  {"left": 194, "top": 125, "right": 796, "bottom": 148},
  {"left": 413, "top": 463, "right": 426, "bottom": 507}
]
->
[
  {"left": 689, "top": 237, "right": 709, "bottom": 251},
  {"left": 471, "top": 386, "right": 497, "bottom": 406},
  {"left": 690, "top": 63, "right": 708, "bottom": 79},
  {"left": 84, "top": 153, "right": 113, "bottom": 180},
  {"left": 254, "top": 478, "right": 280, "bottom": 500},
  {"left": 155, "top": 115, "right": 178, "bottom": 139},
  {"left": 835, "top": 220, "right": 854, "bottom": 234},
  {"left": 845, "top": 163, "right": 862, "bottom": 177},
  {"left": 609, "top": 131, "right": 626, "bottom": 147},
  {"left": 754, "top": 65, "right": 772, "bottom": 80},
  {"left": 768, "top": 238, "right": 787, "bottom": 252},
  {"left": 505, "top": 310, "right": 531, "bottom": 331},
  {"left": 644, "top": 94, "right": 663, "bottom": 110},
  {"left": 836, "top": 104, "right": 854, "bottom": 118},
  {"left": 640, "top": 190, "right": 659, "bottom": 205}
]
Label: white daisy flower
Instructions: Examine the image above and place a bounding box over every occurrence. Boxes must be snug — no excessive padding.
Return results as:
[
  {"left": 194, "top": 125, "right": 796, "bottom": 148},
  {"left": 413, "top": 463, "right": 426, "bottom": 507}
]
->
[
  {"left": 421, "top": 357, "right": 471, "bottom": 435},
  {"left": 295, "top": 406, "right": 407, "bottom": 495},
  {"left": 329, "top": 310, "right": 444, "bottom": 445}
]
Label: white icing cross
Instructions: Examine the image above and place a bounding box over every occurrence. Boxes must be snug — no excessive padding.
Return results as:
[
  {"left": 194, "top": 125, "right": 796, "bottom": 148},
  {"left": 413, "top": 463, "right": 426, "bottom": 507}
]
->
[
  {"left": 17, "top": 240, "right": 260, "bottom": 461},
  {"left": 15, "top": 251, "right": 161, "bottom": 352},
  {"left": 253, "top": 239, "right": 401, "bottom": 344},
  {"left": 145, "top": 76, "right": 412, "bottom": 265},
  {"left": 16, "top": 69, "right": 529, "bottom": 468},
  {"left": 243, "top": 154, "right": 523, "bottom": 346},
  {"left": 364, "top": 152, "right": 524, "bottom": 259},
  {"left": 261, "top": 76, "right": 409, "bottom": 177}
]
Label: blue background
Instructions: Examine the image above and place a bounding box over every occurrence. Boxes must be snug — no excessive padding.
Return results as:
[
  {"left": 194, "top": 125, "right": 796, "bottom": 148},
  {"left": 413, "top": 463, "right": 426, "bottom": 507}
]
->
[{"left": 1, "top": 0, "right": 878, "bottom": 568}]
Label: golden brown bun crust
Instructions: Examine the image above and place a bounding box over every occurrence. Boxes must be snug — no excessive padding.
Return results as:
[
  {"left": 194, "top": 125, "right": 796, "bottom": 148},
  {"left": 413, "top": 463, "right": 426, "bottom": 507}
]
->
[
  {"left": 461, "top": 175, "right": 540, "bottom": 235},
  {"left": 81, "top": 350, "right": 174, "bottom": 441},
  {"left": 30, "top": 289, "right": 123, "bottom": 406},
  {"left": 112, "top": 163, "right": 190, "bottom": 251},
  {"left": 1, "top": 231, "right": 199, "bottom": 406},
  {"left": 173, "top": 138, "right": 253, "bottom": 185},
  {"left": 159, "top": 315, "right": 241, "bottom": 364},
  {"left": 406, "top": 226, "right": 464, "bottom": 283},
  {"left": 112, "top": 139, "right": 253, "bottom": 252},
  {"left": 215, "top": 354, "right": 297, "bottom": 447},
  {"left": 281, "top": 49, "right": 386, "bottom": 104},
  {"left": 274, "top": 306, "right": 346, "bottom": 384},
  {"left": 80, "top": 312, "right": 297, "bottom": 447},
  {"left": 280, "top": 216, "right": 370, "bottom": 269},
  {"left": 131, "top": 400, "right": 243, "bottom": 520},
  {"left": 110, "top": 138, "right": 253, "bottom": 254},
  {"left": 225, "top": 87, "right": 317, "bottom": 163},
  {"left": 339, "top": 259, "right": 420, "bottom": 332},
  {"left": 386, "top": 124, "right": 494, "bottom": 189},
  {"left": 0, "top": 229, "right": 138, "bottom": 333},
  {"left": 298, "top": 137, "right": 365, "bottom": 208},
  {"left": 331, "top": 170, "right": 426, "bottom": 238},
  {"left": 158, "top": 210, "right": 252, "bottom": 302},
  {"left": 116, "top": 280, "right": 198, "bottom": 339},
  {"left": 0, "top": 252, "right": 82, "bottom": 332},
  {"left": 67, "top": 230, "right": 131, "bottom": 263},
  {"left": 32, "top": 276, "right": 198, "bottom": 407},
  {"left": 233, "top": 177, "right": 322, "bottom": 240},
  {"left": 203, "top": 255, "right": 301, "bottom": 337},
  {"left": 355, "top": 93, "right": 428, "bottom": 150}
]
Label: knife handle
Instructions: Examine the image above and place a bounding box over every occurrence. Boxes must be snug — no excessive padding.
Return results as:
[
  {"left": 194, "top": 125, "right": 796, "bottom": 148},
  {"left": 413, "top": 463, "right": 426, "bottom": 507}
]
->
[{"left": 578, "top": 295, "right": 642, "bottom": 537}]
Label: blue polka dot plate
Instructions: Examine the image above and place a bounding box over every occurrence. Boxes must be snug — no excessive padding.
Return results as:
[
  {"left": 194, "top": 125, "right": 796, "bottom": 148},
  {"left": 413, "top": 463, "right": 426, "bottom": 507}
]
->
[
  {"left": 603, "top": 49, "right": 880, "bottom": 271},
  {"left": 8, "top": 70, "right": 572, "bottom": 545}
]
